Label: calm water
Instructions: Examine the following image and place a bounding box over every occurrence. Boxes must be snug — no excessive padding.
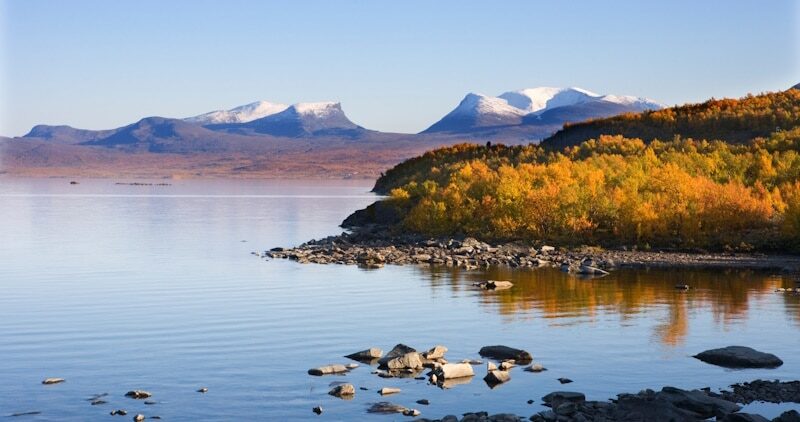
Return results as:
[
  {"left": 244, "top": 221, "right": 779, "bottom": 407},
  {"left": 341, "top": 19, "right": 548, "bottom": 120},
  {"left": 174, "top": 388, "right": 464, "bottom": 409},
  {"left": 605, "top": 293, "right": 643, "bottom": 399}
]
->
[{"left": 0, "top": 178, "right": 798, "bottom": 421}]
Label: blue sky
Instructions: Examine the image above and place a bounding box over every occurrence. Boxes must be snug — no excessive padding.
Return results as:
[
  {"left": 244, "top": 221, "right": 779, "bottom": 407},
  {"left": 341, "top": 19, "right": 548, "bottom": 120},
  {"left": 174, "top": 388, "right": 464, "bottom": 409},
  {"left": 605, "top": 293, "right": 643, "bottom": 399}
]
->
[{"left": 1, "top": 0, "right": 797, "bottom": 136}]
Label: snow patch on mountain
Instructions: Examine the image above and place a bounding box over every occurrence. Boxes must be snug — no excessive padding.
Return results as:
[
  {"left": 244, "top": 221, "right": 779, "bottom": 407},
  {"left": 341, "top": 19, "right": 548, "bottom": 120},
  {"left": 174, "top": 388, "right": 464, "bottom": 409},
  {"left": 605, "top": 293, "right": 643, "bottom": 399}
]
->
[
  {"left": 499, "top": 87, "right": 600, "bottom": 113},
  {"left": 450, "top": 93, "right": 526, "bottom": 118},
  {"left": 184, "top": 101, "right": 288, "bottom": 124}
]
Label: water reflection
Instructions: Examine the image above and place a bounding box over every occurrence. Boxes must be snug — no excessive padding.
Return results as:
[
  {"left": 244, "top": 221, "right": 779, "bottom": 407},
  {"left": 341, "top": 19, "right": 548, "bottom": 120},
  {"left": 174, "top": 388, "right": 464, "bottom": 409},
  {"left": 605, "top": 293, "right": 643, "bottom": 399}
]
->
[{"left": 420, "top": 266, "right": 800, "bottom": 347}]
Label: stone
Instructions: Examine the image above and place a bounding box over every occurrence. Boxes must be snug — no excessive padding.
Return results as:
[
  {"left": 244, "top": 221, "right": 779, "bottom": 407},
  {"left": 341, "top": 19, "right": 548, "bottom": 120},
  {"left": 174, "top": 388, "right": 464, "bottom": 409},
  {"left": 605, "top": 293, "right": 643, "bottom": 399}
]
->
[
  {"left": 658, "top": 386, "right": 741, "bottom": 419},
  {"left": 308, "top": 364, "right": 349, "bottom": 375},
  {"left": 125, "top": 390, "right": 152, "bottom": 399},
  {"left": 133, "top": 415, "right": 145, "bottom": 422},
  {"left": 345, "top": 363, "right": 359, "bottom": 369},
  {"left": 386, "top": 352, "right": 423, "bottom": 370},
  {"left": 312, "top": 406, "right": 322, "bottom": 415},
  {"left": 557, "top": 377, "right": 573, "bottom": 384},
  {"left": 416, "top": 399, "right": 430, "bottom": 405},
  {"left": 478, "top": 345, "right": 533, "bottom": 363},
  {"left": 423, "top": 345, "right": 448, "bottom": 360},
  {"left": 774, "top": 410, "right": 800, "bottom": 422},
  {"left": 110, "top": 410, "right": 128, "bottom": 416},
  {"left": 197, "top": 387, "right": 208, "bottom": 393},
  {"left": 499, "top": 361, "right": 515, "bottom": 370},
  {"left": 345, "top": 348, "right": 383, "bottom": 361},
  {"left": 578, "top": 265, "right": 609, "bottom": 276},
  {"left": 487, "top": 362, "right": 498, "bottom": 371},
  {"left": 484, "top": 370, "right": 510, "bottom": 386},
  {"left": 540, "top": 245, "right": 555, "bottom": 253},
  {"left": 525, "top": 363, "right": 545, "bottom": 372},
  {"left": 41, "top": 378, "right": 65, "bottom": 385},
  {"left": 485, "top": 280, "right": 514, "bottom": 290},
  {"left": 379, "top": 387, "right": 401, "bottom": 395},
  {"left": 694, "top": 346, "right": 783, "bottom": 368},
  {"left": 542, "top": 391, "right": 585, "bottom": 407},
  {"left": 434, "top": 363, "right": 475, "bottom": 380},
  {"left": 403, "top": 408, "right": 421, "bottom": 417},
  {"left": 367, "top": 402, "right": 407, "bottom": 414},
  {"left": 328, "top": 383, "right": 355, "bottom": 398},
  {"left": 378, "top": 344, "right": 416, "bottom": 367},
  {"left": 721, "top": 414, "right": 770, "bottom": 422},
  {"left": 91, "top": 400, "right": 107, "bottom": 405}
]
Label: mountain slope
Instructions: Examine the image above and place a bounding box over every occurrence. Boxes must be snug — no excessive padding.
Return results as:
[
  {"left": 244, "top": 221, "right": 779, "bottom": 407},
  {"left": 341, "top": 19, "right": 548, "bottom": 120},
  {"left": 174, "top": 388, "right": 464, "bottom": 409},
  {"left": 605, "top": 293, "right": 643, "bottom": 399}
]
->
[
  {"left": 541, "top": 89, "right": 800, "bottom": 149},
  {"left": 23, "top": 125, "right": 119, "bottom": 144},
  {"left": 184, "top": 101, "right": 288, "bottom": 124},
  {"left": 208, "top": 102, "right": 367, "bottom": 137},
  {"left": 422, "top": 86, "right": 663, "bottom": 136}
]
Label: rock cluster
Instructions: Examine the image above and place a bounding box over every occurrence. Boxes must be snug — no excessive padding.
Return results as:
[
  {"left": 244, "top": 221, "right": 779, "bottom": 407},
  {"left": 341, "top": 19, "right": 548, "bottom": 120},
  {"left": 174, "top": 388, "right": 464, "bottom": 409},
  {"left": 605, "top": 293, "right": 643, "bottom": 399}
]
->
[{"left": 719, "top": 380, "right": 800, "bottom": 404}]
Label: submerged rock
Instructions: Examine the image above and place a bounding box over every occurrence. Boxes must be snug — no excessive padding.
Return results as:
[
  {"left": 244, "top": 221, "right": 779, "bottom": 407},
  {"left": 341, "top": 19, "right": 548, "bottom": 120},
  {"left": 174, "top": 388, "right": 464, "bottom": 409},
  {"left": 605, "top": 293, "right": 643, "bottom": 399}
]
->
[
  {"left": 694, "top": 346, "right": 783, "bottom": 368},
  {"left": 308, "top": 364, "right": 349, "bottom": 375},
  {"left": 367, "top": 401, "right": 406, "bottom": 414},
  {"left": 345, "top": 348, "right": 383, "bottom": 361},
  {"left": 328, "top": 383, "right": 355, "bottom": 398},
  {"left": 125, "top": 390, "right": 152, "bottom": 399},
  {"left": 478, "top": 345, "right": 532, "bottom": 363}
]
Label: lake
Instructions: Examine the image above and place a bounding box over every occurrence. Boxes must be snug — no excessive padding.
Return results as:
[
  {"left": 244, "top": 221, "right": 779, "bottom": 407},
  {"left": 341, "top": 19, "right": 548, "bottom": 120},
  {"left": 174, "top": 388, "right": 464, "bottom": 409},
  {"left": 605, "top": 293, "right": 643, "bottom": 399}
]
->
[{"left": 0, "top": 178, "right": 798, "bottom": 421}]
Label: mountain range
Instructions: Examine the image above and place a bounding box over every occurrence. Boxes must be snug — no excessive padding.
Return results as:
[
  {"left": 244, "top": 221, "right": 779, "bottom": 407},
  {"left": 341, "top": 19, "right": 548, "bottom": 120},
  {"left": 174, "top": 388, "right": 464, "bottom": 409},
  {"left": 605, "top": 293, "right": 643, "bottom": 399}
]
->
[{"left": 1, "top": 86, "right": 665, "bottom": 177}]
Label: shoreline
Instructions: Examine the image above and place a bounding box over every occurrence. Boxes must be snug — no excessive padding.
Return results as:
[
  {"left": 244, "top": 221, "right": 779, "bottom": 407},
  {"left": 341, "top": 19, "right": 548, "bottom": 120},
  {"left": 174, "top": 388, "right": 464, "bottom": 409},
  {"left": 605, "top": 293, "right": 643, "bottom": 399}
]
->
[{"left": 262, "top": 229, "right": 800, "bottom": 275}]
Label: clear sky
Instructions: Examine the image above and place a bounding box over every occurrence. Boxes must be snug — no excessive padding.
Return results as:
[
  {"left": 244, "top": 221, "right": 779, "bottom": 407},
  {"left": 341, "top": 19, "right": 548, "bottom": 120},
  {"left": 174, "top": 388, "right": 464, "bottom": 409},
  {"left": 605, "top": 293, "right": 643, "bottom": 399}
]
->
[{"left": 1, "top": 0, "right": 798, "bottom": 136}]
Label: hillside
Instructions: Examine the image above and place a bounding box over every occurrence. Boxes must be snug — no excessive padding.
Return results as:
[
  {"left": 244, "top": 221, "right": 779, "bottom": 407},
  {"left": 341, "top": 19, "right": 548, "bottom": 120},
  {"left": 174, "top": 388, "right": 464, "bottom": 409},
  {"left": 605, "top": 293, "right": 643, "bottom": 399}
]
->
[
  {"left": 541, "top": 88, "right": 800, "bottom": 149},
  {"left": 357, "top": 88, "right": 800, "bottom": 251}
]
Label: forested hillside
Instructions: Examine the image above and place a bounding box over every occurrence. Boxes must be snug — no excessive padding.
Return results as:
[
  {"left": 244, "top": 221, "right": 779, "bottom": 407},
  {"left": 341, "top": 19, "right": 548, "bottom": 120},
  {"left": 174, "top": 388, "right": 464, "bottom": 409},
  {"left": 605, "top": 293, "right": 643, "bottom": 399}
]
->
[{"left": 362, "top": 90, "right": 800, "bottom": 251}]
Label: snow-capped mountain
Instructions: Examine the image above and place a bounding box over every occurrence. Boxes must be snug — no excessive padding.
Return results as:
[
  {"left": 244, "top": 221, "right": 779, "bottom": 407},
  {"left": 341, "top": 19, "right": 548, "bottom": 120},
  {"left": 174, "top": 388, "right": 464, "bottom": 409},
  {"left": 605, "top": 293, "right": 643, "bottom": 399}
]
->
[
  {"left": 208, "top": 101, "right": 366, "bottom": 137},
  {"left": 184, "top": 101, "right": 288, "bottom": 124},
  {"left": 423, "top": 93, "right": 525, "bottom": 133},
  {"left": 423, "top": 86, "right": 664, "bottom": 136}
]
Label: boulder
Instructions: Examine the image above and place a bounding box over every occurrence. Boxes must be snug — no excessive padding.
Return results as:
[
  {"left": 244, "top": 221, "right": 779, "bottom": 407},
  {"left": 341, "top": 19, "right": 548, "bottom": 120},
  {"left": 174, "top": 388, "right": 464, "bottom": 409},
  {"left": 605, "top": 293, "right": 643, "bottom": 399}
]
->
[
  {"left": 378, "top": 387, "right": 401, "bottom": 395},
  {"left": 328, "top": 384, "right": 355, "bottom": 398},
  {"left": 432, "top": 363, "right": 475, "bottom": 380},
  {"left": 133, "top": 415, "right": 145, "bottom": 422},
  {"left": 423, "top": 345, "right": 448, "bottom": 360},
  {"left": 483, "top": 370, "right": 510, "bottom": 386},
  {"left": 308, "top": 364, "right": 349, "bottom": 375},
  {"left": 694, "top": 346, "right": 783, "bottom": 368},
  {"left": 345, "top": 348, "right": 383, "bottom": 361},
  {"left": 378, "top": 344, "right": 416, "bottom": 367},
  {"left": 542, "top": 391, "right": 585, "bottom": 408},
  {"left": 125, "top": 390, "right": 152, "bottom": 399},
  {"left": 42, "top": 378, "right": 65, "bottom": 385},
  {"left": 774, "top": 410, "right": 800, "bottom": 422},
  {"left": 312, "top": 406, "right": 322, "bottom": 415},
  {"left": 478, "top": 345, "right": 532, "bottom": 363},
  {"left": 386, "top": 352, "right": 423, "bottom": 370},
  {"left": 525, "top": 363, "right": 545, "bottom": 372},
  {"left": 367, "top": 402, "right": 406, "bottom": 414},
  {"left": 402, "top": 408, "right": 421, "bottom": 417},
  {"left": 658, "top": 386, "right": 741, "bottom": 419},
  {"left": 721, "top": 414, "right": 770, "bottom": 422}
]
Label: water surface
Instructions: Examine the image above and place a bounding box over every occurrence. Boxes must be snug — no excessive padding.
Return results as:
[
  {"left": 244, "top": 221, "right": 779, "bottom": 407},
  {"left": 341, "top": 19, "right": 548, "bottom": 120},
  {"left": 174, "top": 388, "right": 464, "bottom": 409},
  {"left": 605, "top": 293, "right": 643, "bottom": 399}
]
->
[{"left": 0, "top": 178, "right": 798, "bottom": 420}]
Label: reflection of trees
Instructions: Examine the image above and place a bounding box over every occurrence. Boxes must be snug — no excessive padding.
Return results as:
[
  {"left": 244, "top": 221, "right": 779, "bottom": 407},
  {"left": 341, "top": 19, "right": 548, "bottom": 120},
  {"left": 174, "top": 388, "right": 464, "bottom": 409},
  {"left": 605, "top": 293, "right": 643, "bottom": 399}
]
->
[{"left": 419, "top": 266, "right": 795, "bottom": 347}]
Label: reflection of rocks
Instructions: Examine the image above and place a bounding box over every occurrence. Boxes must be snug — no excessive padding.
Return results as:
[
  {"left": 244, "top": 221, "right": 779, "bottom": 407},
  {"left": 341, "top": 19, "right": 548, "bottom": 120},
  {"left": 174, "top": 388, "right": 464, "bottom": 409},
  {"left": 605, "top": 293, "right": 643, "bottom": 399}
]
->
[{"left": 694, "top": 346, "right": 783, "bottom": 369}]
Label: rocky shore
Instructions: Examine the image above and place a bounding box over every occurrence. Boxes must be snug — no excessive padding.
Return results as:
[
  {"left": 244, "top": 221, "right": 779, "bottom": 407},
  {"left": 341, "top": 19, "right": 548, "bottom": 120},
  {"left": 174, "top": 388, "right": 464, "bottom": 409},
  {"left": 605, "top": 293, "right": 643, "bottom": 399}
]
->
[{"left": 260, "top": 228, "right": 800, "bottom": 275}]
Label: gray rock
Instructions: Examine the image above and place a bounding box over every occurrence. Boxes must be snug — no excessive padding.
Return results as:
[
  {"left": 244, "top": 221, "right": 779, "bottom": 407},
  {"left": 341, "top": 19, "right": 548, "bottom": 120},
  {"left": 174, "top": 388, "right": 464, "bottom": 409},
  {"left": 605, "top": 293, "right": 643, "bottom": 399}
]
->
[
  {"left": 722, "top": 413, "right": 770, "bottom": 422},
  {"left": 774, "top": 410, "right": 800, "bottom": 422},
  {"left": 378, "top": 344, "right": 416, "bottom": 367},
  {"left": 484, "top": 370, "right": 511, "bottom": 387},
  {"left": 110, "top": 410, "right": 128, "bottom": 416},
  {"left": 308, "top": 364, "right": 349, "bottom": 375},
  {"left": 328, "top": 383, "right": 355, "bottom": 398},
  {"left": 423, "top": 345, "right": 448, "bottom": 360},
  {"left": 479, "top": 345, "right": 533, "bottom": 363},
  {"left": 345, "top": 348, "right": 383, "bottom": 361},
  {"left": 542, "top": 391, "right": 585, "bottom": 408},
  {"left": 378, "top": 387, "right": 401, "bottom": 395},
  {"left": 41, "top": 378, "right": 65, "bottom": 385},
  {"left": 125, "top": 390, "right": 152, "bottom": 399},
  {"left": 386, "top": 352, "right": 423, "bottom": 370},
  {"left": 312, "top": 406, "right": 322, "bottom": 415},
  {"left": 658, "top": 386, "right": 741, "bottom": 419},
  {"left": 366, "top": 401, "right": 406, "bottom": 414},
  {"left": 694, "top": 346, "right": 783, "bottom": 368},
  {"left": 133, "top": 415, "right": 145, "bottom": 422}
]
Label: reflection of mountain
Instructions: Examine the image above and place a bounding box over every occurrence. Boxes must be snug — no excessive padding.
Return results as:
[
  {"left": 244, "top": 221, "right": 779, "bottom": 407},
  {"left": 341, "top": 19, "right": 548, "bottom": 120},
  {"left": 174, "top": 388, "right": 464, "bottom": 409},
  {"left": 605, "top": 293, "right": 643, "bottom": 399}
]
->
[{"left": 418, "top": 266, "right": 798, "bottom": 347}]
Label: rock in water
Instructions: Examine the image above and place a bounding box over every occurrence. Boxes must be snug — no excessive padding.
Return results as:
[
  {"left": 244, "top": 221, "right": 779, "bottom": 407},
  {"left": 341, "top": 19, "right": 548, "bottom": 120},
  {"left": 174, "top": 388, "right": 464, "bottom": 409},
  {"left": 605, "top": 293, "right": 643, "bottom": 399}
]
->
[
  {"left": 432, "top": 363, "right": 475, "bottom": 380},
  {"left": 42, "top": 378, "right": 65, "bottom": 385},
  {"left": 378, "top": 344, "right": 416, "bottom": 367},
  {"left": 197, "top": 387, "right": 208, "bottom": 393},
  {"left": 367, "top": 402, "right": 406, "bottom": 414},
  {"left": 386, "top": 352, "right": 423, "bottom": 370},
  {"left": 328, "top": 383, "right": 355, "bottom": 398},
  {"left": 110, "top": 409, "right": 128, "bottom": 416},
  {"left": 423, "top": 345, "right": 448, "bottom": 360},
  {"left": 133, "top": 415, "right": 145, "bottom": 422},
  {"left": 694, "top": 346, "right": 783, "bottom": 368},
  {"left": 557, "top": 378, "right": 573, "bottom": 384},
  {"left": 308, "top": 364, "right": 349, "bottom": 375},
  {"left": 345, "top": 348, "right": 383, "bottom": 361},
  {"left": 403, "top": 408, "right": 421, "bottom": 417},
  {"left": 478, "top": 345, "right": 533, "bottom": 363},
  {"left": 125, "top": 390, "right": 152, "bottom": 399},
  {"left": 312, "top": 406, "right": 322, "bottom": 415},
  {"left": 721, "top": 413, "right": 770, "bottom": 422},
  {"left": 378, "top": 387, "right": 401, "bottom": 395},
  {"left": 484, "top": 370, "right": 510, "bottom": 387}
]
